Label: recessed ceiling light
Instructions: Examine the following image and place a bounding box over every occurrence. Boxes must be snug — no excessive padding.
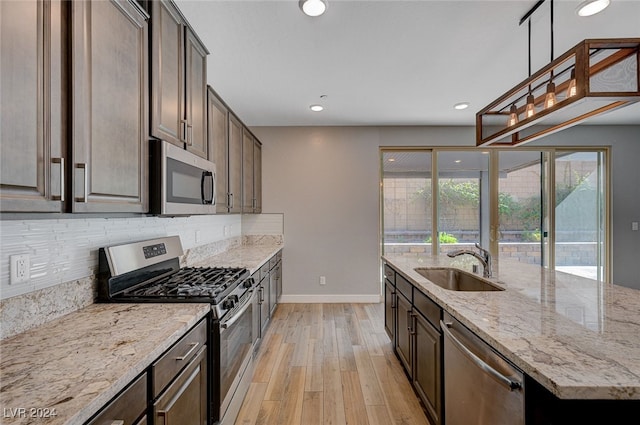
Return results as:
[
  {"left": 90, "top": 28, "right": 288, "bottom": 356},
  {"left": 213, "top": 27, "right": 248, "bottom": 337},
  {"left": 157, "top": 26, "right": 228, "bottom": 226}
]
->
[
  {"left": 453, "top": 102, "right": 470, "bottom": 110},
  {"left": 576, "top": 0, "right": 610, "bottom": 17},
  {"left": 310, "top": 104, "right": 324, "bottom": 112},
  {"left": 455, "top": 160, "right": 462, "bottom": 163},
  {"left": 299, "top": 0, "right": 328, "bottom": 17},
  {"left": 388, "top": 158, "right": 396, "bottom": 162}
]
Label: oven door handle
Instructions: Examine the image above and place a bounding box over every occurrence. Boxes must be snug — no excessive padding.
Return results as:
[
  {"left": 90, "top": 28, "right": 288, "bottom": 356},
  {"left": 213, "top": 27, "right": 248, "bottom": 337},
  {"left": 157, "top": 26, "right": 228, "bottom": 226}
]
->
[{"left": 220, "top": 290, "right": 253, "bottom": 332}]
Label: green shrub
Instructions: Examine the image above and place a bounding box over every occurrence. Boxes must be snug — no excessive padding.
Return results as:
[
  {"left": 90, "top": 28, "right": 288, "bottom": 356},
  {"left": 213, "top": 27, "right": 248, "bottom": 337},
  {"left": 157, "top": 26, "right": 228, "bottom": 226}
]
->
[{"left": 425, "top": 232, "right": 458, "bottom": 244}]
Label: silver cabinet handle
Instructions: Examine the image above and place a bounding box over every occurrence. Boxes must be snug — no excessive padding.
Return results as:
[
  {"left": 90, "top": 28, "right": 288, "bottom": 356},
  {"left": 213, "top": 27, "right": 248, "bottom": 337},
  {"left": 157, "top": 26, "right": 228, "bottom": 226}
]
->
[
  {"left": 174, "top": 342, "right": 199, "bottom": 361},
  {"left": 181, "top": 119, "right": 188, "bottom": 143},
  {"left": 390, "top": 292, "right": 396, "bottom": 309},
  {"left": 407, "top": 309, "right": 412, "bottom": 332},
  {"left": 440, "top": 320, "right": 522, "bottom": 391},
  {"left": 75, "top": 163, "right": 87, "bottom": 203},
  {"left": 229, "top": 193, "right": 234, "bottom": 209},
  {"left": 187, "top": 124, "right": 193, "bottom": 146},
  {"left": 52, "top": 157, "right": 65, "bottom": 201}
]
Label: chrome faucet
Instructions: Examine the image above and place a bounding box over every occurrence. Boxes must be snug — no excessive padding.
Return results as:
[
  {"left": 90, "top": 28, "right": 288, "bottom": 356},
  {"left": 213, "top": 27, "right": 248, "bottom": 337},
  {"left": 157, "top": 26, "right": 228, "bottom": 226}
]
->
[{"left": 447, "top": 243, "right": 493, "bottom": 278}]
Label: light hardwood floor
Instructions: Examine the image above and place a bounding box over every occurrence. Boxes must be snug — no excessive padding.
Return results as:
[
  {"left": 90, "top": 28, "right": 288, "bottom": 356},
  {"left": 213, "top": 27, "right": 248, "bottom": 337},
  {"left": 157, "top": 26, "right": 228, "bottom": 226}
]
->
[{"left": 235, "top": 303, "right": 431, "bottom": 425}]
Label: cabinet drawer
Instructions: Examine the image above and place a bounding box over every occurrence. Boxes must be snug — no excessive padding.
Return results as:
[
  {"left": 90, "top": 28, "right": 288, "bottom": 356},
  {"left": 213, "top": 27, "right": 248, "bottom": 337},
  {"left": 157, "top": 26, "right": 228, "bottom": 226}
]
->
[
  {"left": 87, "top": 372, "right": 147, "bottom": 425},
  {"left": 396, "top": 273, "right": 413, "bottom": 301},
  {"left": 152, "top": 319, "right": 207, "bottom": 397},
  {"left": 384, "top": 264, "right": 395, "bottom": 285},
  {"left": 414, "top": 290, "right": 441, "bottom": 329}
]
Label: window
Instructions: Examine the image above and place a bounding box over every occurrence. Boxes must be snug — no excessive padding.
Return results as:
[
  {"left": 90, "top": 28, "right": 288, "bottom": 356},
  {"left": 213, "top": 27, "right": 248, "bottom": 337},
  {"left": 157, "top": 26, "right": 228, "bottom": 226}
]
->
[{"left": 381, "top": 147, "right": 609, "bottom": 282}]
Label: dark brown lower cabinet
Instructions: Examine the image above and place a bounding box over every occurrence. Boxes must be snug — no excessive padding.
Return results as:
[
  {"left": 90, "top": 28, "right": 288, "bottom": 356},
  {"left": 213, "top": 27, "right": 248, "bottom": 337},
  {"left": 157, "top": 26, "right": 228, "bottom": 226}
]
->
[
  {"left": 413, "top": 311, "right": 442, "bottom": 425},
  {"left": 384, "top": 279, "right": 396, "bottom": 344},
  {"left": 153, "top": 346, "right": 207, "bottom": 425},
  {"left": 395, "top": 293, "right": 412, "bottom": 376}
]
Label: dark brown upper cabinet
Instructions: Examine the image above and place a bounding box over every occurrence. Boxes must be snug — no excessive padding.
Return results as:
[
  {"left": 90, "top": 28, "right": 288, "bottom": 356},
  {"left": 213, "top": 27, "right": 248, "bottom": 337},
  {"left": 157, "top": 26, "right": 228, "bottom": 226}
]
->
[
  {"left": 71, "top": 0, "right": 149, "bottom": 213},
  {"left": 1, "top": 0, "right": 149, "bottom": 214},
  {"left": 0, "top": 0, "right": 65, "bottom": 212},
  {"left": 150, "top": 0, "right": 209, "bottom": 159}
]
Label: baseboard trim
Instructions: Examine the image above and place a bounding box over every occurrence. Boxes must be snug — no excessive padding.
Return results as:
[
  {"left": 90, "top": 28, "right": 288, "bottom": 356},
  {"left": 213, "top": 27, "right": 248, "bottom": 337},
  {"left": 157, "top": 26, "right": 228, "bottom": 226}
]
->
[{"left": 278, "top": 294, "right": 382, "bottom": 303}]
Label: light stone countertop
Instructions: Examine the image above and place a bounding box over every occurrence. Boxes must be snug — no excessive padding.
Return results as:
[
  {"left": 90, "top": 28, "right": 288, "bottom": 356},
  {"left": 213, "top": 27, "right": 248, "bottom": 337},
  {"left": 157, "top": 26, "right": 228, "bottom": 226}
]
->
[
  {"left": 192, "top": 242, "right": 283, "bottom": 275},
  {"left": 0, "top": 303, "right": 210, "bottom": 425},
  {"left": 383, "top": 253, "right": 640, "bottom": 400}
]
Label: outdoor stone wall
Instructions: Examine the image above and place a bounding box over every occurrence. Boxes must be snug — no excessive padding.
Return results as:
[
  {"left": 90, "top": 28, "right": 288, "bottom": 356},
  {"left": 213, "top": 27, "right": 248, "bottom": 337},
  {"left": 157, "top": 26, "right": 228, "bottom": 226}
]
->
[{"left": 384, "top": 242, "right": 598, "bottom": 267}]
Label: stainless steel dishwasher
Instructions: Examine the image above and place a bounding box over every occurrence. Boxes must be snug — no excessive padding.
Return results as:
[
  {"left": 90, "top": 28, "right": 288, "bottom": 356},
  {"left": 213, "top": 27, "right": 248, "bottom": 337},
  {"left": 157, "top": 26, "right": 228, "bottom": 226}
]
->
[{"left": 441, "top": 312, "right": 524, "bottom": 425}]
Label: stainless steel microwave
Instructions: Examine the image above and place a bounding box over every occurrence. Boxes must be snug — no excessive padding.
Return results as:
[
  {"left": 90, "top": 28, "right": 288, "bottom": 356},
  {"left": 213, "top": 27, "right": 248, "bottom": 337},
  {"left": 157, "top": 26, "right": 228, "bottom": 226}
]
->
[{"left": 150, "top": 140, "right": 216, "bottom": 215}]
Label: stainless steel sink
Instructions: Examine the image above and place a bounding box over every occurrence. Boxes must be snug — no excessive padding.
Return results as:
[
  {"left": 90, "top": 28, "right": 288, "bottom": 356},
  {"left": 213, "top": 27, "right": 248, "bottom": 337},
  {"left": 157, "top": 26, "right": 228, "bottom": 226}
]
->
[{"left": 414, "top": 267, "right": 504, "bottom": 291}]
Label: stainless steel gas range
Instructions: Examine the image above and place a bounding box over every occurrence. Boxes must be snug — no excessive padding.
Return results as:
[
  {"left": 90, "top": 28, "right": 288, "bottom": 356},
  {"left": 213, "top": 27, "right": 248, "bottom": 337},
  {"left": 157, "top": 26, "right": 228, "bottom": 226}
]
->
[{"left": 98, "top": 236, "right": 255, "bottom": 425}]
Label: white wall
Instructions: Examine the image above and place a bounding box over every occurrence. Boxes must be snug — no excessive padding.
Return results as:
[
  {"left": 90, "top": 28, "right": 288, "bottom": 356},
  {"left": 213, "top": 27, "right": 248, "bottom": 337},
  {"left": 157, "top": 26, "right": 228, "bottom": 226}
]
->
[{"left": 254, "top": 125, "right": 640, "bottom": 295}]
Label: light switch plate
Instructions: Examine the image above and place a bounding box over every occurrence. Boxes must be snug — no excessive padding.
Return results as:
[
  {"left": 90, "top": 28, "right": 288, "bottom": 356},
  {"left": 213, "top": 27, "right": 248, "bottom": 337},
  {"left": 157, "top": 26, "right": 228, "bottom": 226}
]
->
[{"left": 632, "top": 222, "right": 639, "bottom": 231}]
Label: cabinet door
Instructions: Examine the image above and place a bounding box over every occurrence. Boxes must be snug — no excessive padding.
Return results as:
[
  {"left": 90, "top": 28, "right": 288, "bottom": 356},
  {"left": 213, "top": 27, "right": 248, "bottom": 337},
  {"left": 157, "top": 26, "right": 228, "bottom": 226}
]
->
[
  {"left": 259, "top": 283, "right": 270, "bottom": 335},
  {"left": 242, "top": 128, "right": 254, "bottom": 213},
  {"left": 395, "top": 294, "right": 412, "bottom": 377},
  {"left": 153, "top": 346, "right": 207, "bottom": 425},
  {"left": 414, "top": 312, "right": 442, "bottom": 425},
  {"left": 207, "top": 88, "right": 229, "bottom": 212},
  {"left": 71, "top": 0, "right": 148, "bottom": 213},
  {"left": 0, "top": 0, "right": 65, "bottom": 212},
  {"left": 184, "top": 27, "right": 208, "bottom": 159},
  {"left": 253, "top": 140, "right": 262, "bottom": 213},
  {"left": 269, "top": 262, "right": 278, "bottom": 315},
  {"left": 228, "top": 114, "right": 243, "bottom": 213},
  {"left": 150, "top": 0, "right": 184, "bottom": 148},
  {"left": 384, "top": 280, "right": 396, "bottom": 344},
  {"left": 275, "top": 261, "right": 282, "bottom": 301}
]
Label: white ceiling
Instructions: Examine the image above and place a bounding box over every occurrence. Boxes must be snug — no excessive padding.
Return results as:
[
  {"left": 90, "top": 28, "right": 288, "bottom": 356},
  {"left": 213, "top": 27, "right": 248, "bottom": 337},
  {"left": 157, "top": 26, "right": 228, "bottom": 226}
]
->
[{"left": 176, "top": 0, "right": 640, "bottom": 127}]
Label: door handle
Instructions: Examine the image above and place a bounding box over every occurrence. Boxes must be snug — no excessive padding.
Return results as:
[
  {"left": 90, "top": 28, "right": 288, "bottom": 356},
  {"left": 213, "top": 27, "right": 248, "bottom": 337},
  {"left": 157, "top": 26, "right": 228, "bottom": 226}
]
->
[
  {"left": 52, "top": 157, "right": 65, "bottom": 201},
  {"left": 75, "top": 163, "right": 88, "bottom": 203},
  {"left": 181, "top": 119, "right": 188, "bottom": 143}
]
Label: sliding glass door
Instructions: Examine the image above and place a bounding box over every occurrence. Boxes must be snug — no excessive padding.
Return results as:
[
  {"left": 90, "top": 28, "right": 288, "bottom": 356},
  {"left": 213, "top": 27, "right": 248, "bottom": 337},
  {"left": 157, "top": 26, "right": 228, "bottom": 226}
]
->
[
  {"left": 381, "top": 147, "right": 609, "bottom": 282},
  {"left": 554, "top": 151, "right": 606, "bottom": 281},
  {"left": 381, "top": 150, "right": 432, "bottom": 255}
]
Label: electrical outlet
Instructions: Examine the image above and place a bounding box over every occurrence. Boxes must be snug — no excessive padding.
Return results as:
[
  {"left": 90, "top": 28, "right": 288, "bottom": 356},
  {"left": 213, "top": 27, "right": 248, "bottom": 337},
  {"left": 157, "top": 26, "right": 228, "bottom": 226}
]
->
[
  {"left": 319, "top": 276, "right": 326, "bottom": 285},
  {"left": 223, "top": 226, "right": 229, "bottom": 236},
  {"left": 10, "top": 254, "right": 30, "bottom": 284},
  {"left": 633, "top": 222, "right": 639, "bottom": 231}
]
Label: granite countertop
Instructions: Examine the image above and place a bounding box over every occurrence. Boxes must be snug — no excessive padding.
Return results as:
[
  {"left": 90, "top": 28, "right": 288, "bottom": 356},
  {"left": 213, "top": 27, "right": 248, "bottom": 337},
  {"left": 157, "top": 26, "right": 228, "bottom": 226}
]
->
[
  {"left": 0, "top": 303, "right": 210, "bottom": 425},
  {"left": 192, "top": 242, "right": 283, "bottom": 274},
  {"left": 383, "top": 253, "right": 640, "bottom": 400}
]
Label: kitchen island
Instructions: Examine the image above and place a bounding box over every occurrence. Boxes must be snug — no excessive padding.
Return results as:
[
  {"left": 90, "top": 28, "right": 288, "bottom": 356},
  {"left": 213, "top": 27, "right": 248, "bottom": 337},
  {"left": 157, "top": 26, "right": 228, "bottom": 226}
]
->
[{"left": 383, "top": 253, "right": 640, "bottom": 401}]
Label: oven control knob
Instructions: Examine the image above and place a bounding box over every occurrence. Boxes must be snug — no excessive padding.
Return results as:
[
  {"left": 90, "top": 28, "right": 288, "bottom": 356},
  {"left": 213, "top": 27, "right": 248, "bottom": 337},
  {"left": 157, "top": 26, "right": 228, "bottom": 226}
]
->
[
  {"left": 230, "top": 294, "right": 239, "bottom": 302},
  {"left": 243, "top": 280, "right": 252, "bottom": 288},
  {"left": 222, "top": 299, "right": 235, "bottom": 310}
]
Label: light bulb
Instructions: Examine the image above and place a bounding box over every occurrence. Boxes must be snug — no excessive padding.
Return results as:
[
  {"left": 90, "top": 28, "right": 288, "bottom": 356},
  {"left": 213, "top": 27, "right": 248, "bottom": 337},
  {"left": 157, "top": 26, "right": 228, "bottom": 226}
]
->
[
  {"left": 576, "top": 0, "right": 610, "bottom": 17},
  {"left": 544, "top": 82, "right": 557, "bottom": 109},
  {"left": 300, "top": 0, "right": 327, "bottom": 17},
  {"left": 507, "top": 104, "right": 519, "bottom": 127},
  {"left": 525, "top": 94, "right": 536, "bottom": 118},
  {"left": 567, "top": 70, "right": 577, "bottom": 98}
]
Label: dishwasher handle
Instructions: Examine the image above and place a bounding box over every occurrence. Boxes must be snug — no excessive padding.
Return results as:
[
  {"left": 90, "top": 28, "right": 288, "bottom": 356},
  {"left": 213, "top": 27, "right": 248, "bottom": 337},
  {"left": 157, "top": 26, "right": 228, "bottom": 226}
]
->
[{"left": 441, "top": 320, "right": 522, "bottom": 391}]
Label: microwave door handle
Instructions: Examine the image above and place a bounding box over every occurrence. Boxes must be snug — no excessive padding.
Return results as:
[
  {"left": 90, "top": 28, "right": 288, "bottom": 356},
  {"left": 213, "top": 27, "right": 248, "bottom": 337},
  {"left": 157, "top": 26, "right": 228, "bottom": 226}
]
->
[{"left": 201, "top": 171, "right": 214, "bottom": 205}]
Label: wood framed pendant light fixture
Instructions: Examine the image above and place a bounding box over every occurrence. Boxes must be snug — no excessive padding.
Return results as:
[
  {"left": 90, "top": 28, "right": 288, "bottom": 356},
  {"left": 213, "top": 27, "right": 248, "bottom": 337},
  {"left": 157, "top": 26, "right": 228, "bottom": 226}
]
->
[{"left": 476, "top": 0, "right": 640, "bottom": 147}]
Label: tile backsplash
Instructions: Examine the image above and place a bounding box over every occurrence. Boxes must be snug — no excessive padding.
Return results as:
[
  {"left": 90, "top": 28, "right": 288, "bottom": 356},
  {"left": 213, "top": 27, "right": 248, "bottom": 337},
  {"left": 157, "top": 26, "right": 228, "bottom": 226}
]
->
[{"left": 0, "top": 214, "right": 242, "bottom": 300}]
